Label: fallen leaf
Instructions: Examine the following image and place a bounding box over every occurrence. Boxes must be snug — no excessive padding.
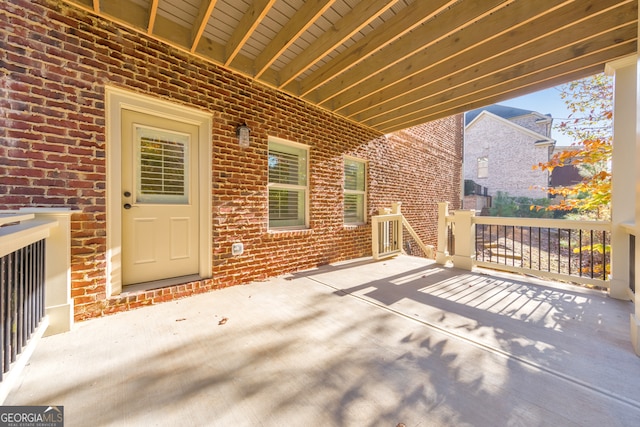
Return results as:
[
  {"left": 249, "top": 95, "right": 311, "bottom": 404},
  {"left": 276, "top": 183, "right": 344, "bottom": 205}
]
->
[{"left": 218, "top": 317, "right": 228, "bottom": 325}]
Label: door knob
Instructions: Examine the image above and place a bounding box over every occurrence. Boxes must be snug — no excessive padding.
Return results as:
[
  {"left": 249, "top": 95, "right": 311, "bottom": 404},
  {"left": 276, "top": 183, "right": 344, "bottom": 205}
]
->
[{"left": 123, "top": 203, "right": 132, "bottom": 209}]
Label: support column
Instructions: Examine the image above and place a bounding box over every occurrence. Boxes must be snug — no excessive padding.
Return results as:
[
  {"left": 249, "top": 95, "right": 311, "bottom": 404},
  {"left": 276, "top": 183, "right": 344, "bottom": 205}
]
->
[
  {"left": 632, "top": 20, "right": 640, "bottom": 355},
  {"left": 451, "top": 210, "right": 476, "bottom": 271},
  {"left": 606, "top": 56, "right": 637, "bottom": 300}
]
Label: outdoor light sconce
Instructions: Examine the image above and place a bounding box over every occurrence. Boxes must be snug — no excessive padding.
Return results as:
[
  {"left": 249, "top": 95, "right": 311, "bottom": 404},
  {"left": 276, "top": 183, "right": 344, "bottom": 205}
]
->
[{"left": 236, "top": 123, "right": 250, "bottom": 148}]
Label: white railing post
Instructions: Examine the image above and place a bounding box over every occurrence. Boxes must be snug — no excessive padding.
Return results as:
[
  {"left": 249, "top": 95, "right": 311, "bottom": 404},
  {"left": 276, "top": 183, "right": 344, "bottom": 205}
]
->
[
  {"left": 20, "top": 208, "right": 74, "bottom": 336},
  {"left": 436, "top": 202, "right": 450, "bottom": 264},
  {"left": 451, "top": 210, "right": 476, "bottom": 270}
]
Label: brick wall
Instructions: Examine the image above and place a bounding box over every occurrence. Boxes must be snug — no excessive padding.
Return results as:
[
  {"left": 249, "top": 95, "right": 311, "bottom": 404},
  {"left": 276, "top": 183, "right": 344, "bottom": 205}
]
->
[
  {"left": 464, "top": 114, "right": 550, "bottom": 199},
  {"left": 0, "top": 0, "right": 463, "bottom": 320},
  {"left": 509, "top": 115, "right": 551, "bottom": 137}
]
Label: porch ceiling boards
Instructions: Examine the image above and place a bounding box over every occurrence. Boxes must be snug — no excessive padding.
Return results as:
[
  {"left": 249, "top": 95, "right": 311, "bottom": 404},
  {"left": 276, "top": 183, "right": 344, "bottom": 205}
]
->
[{"left": 66, "top": 0, "right": 637, "bottom": 133}]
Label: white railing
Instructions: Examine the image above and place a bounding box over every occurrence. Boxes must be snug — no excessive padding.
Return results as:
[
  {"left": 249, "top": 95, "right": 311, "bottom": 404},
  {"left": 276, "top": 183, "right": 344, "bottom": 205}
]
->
[
  {"left": 402, "top": 216, "right": 435, "bottom": 259},
  {"left": 0, "top": 209, "right": 73, "bottom": 404},
  {"left": 372, "top": 213, "right": 402, "bottom": 260},
  {"left": 0, "top": 210, "right": 73, "bottom": 335},
  {"left": 372, "top": 203, "right": 435, "bottom": 260},
  {"left": 436, "top": 202, "right": 613, "bottom": 289}
]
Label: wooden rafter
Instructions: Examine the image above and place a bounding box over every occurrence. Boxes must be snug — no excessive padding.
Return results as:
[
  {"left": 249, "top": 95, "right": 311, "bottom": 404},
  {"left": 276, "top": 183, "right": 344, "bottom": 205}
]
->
[
  {"left": 376, "top": 42, "right": 633, "bottom": 132},
  {"left": 274, "top": 0, "right": 397, "bottom": 89},
  {"left": 147, "top": 0, "right": 159, "bottom": 34},
  {"left": 60, "top": 0, "right": 638, "bottom": 134},
  {"left": 289, "top": 0, "right": 458, "bottom": 97},
  {"left": 351, "top": 2, "right": 636, "bottom": 123},
  {"left": 313, "top": 0, "right": 516, "bottom": 108},
  {"left": 191, "top": 0, "right": 218, "bottom": 53},
  {"left": 225, "top": 0, "right": 277, "bottom": 66},
  {"left": 338, "top": 0, "right": 580, "bottom": 116},
  {"left": 253, "top": 0, "right": 336, "bottom": 79},
  {"left": 377, "top": 66, "right": 607, "bottom": 133}
]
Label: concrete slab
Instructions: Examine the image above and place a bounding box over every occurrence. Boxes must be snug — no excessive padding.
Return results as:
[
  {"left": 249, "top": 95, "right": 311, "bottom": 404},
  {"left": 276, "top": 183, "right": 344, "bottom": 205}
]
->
[{"left": 5, "top": 255, "right": 640, "bottom": 426}]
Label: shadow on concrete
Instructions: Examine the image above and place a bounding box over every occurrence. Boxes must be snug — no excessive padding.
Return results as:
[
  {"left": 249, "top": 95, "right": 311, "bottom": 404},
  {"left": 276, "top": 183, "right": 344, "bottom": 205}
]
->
[{"left": 7, "top": 256, "right": 640, "bottom": 426}]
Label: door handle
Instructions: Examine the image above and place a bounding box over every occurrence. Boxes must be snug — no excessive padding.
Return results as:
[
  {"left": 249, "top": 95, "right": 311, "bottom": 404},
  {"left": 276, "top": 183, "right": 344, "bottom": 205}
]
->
[{"left": 123, "top": 203, "right": 132, "bottom": 209}]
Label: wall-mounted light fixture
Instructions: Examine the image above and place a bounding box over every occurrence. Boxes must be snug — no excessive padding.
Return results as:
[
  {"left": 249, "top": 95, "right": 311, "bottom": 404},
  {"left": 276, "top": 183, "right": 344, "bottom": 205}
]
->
[{"left": 236, "top": 123, "right": 250, "bottom": 148}]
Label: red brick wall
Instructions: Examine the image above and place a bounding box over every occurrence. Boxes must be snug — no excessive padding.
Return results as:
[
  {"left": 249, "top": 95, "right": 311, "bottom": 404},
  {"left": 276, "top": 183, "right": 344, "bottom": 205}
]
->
[{"left": 0, "top": 0, "right": 462, "bottom": 320}]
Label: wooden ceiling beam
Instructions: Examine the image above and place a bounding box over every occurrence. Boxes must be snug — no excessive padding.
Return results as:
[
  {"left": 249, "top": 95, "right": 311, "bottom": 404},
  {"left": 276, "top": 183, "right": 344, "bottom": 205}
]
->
[
  {"left": 349, "top": 2, "right": 637, "bottom": 122},
  {"left": 60, "top": 0, "right": 638, "bottom": 134},
  {"left": 98, "top": 0, "right": 152, "bottom": 32},
  {"left": 224, "top": 0, "right": 277, "bottom": 66},
  {"left": 373, "top": 42, "right": 634, "bottom": 133},
  {"left": 271, "top": 0, "right": 397, "bottom": 89},
  {"left": 147, "top": 0, "right": 159, "bottom": 34},
  {"left": 368, "top": 28, "right": 635, "bottom": 129},
  {"left": 253, "top": 0, "right": 336, "bottom": 79},
  {"left": 288, "top": 0, "right": 458, "bottom": 97},
  {"left": 309, "top": 0, "right": 516, "bottom": 107},
  {"left": 190, "top": 0, "right": 218, "bottom": 53},
  {"left": 327, "top": 0, "right": 579, "bottom": 113},
  {"left": 379, "top": 65, "right": 605, "bottom": 134}
]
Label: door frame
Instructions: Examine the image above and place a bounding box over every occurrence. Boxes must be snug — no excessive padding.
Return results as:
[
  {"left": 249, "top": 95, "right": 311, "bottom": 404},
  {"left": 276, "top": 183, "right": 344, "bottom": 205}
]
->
[{"left": 105, "top": 86, "right": 212, "bottom": 296}]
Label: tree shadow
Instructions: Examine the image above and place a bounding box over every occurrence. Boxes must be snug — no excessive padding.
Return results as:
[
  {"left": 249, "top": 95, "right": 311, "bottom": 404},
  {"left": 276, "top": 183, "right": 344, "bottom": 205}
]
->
[
  {"left": 290, "top": 256, "right": 640, "bottom": 401},
  {"left": 8, "top": 259, "right": 640, "bottom": 426}
]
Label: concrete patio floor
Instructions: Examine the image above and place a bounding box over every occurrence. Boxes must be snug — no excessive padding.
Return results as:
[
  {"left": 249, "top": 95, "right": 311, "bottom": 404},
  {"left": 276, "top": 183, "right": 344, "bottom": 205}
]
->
[{"left": 5, "top": 255, "right": 640, "bottom": 426}]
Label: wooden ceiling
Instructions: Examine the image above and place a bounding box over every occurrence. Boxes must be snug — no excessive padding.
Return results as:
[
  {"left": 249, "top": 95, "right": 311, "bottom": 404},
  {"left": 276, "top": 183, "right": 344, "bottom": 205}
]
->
[{"left": 66, "top": 0, "right": 637, "bottom": 133}]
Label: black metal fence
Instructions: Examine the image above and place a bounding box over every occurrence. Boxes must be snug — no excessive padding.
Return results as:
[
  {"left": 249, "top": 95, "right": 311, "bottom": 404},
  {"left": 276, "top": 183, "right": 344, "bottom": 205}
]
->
[
  {"left": 464, "top": 179, "right": 489, "bottom": 196},
  {"left": 1, "top": 240, "right": 46, "bottom": 381},
  {"left": 475, "top": 224, "right": 610, "bottom": 282}
]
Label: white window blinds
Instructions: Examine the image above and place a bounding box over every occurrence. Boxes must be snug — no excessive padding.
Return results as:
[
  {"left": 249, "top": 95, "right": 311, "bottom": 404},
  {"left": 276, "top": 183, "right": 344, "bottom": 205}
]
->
[
  {"left": 268, "top": 139, "right": 308, "bottom": 229},
  {"left": 344, "top": 158, "right": 366, "bottom": 224},
  {"left": 135, "top": 126, "right": 189, "bottom": 204}
]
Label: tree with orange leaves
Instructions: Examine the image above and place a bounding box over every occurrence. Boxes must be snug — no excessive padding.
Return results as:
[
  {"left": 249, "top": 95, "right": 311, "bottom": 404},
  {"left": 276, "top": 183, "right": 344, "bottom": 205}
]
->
[{"left": 533, "top": 73, "right": 613, "bottom": 220}]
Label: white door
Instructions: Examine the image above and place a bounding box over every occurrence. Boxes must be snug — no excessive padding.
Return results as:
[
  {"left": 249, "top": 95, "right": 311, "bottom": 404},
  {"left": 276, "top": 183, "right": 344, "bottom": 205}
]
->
[{"left": 121, "top": 110, "right": 200, "bottom": 285}]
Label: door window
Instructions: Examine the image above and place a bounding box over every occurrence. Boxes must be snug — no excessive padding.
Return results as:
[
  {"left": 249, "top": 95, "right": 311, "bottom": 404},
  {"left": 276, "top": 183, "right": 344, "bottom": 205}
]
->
[{"left": 135, "top": 125, "right": 190, "bottom": 204}]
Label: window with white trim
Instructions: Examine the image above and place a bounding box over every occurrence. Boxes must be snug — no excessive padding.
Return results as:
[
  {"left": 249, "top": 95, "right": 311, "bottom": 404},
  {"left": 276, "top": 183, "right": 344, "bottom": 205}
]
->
[
  {"left": 477, "top": 156, "right": 488, "bottom": 178},
  {"left": 268, "top": 137, "right": 309, "bottom": 229},
  {"left": 344, "top": 157, "right": 367, "bottom": 225}
]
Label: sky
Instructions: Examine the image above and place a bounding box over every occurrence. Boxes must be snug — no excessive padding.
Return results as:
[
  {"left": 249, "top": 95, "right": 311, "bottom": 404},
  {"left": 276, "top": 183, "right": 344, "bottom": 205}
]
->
[{"left": 500, "top": 86, "right": 574, "bottom": 146}]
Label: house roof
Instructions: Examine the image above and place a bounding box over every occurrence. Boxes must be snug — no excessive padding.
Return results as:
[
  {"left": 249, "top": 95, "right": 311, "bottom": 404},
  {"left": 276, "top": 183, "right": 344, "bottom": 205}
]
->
[
  {"left": 465, "top": 110, "right": 555, "bottom": 146},
  {"left": 62, "top": 0, "right": 637, "bottom": 134},
  {"left": 465, "top": 104, "right": 550, "bottom": 125}
]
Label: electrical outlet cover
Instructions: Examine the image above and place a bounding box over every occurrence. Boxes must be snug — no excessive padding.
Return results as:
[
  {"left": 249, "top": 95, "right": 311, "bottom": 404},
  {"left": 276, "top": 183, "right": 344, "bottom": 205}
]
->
[{"left": 231, "top": 242, "right": 244, "bottom": 256}]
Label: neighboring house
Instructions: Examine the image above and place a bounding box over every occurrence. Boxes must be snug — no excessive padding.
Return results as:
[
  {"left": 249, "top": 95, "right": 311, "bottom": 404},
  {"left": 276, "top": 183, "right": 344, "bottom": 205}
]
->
[
  {"left": 463, "top": 104, "right": 555, "bottom": 204},
  {"left": 0, "top": 1, "right": 463, "bottom": 320}
]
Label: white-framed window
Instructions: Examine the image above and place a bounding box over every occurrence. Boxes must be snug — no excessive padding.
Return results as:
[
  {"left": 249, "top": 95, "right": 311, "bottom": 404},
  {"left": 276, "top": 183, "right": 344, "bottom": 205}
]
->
[
  {"left": 477, "top": 156, "right": 488, "bottom": 178},
  {"left": 268, "top": 137, "right": 309, "bottom": 229},
  {"left": 344, "top": 157, "right": 367, "bottom": 225}
]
